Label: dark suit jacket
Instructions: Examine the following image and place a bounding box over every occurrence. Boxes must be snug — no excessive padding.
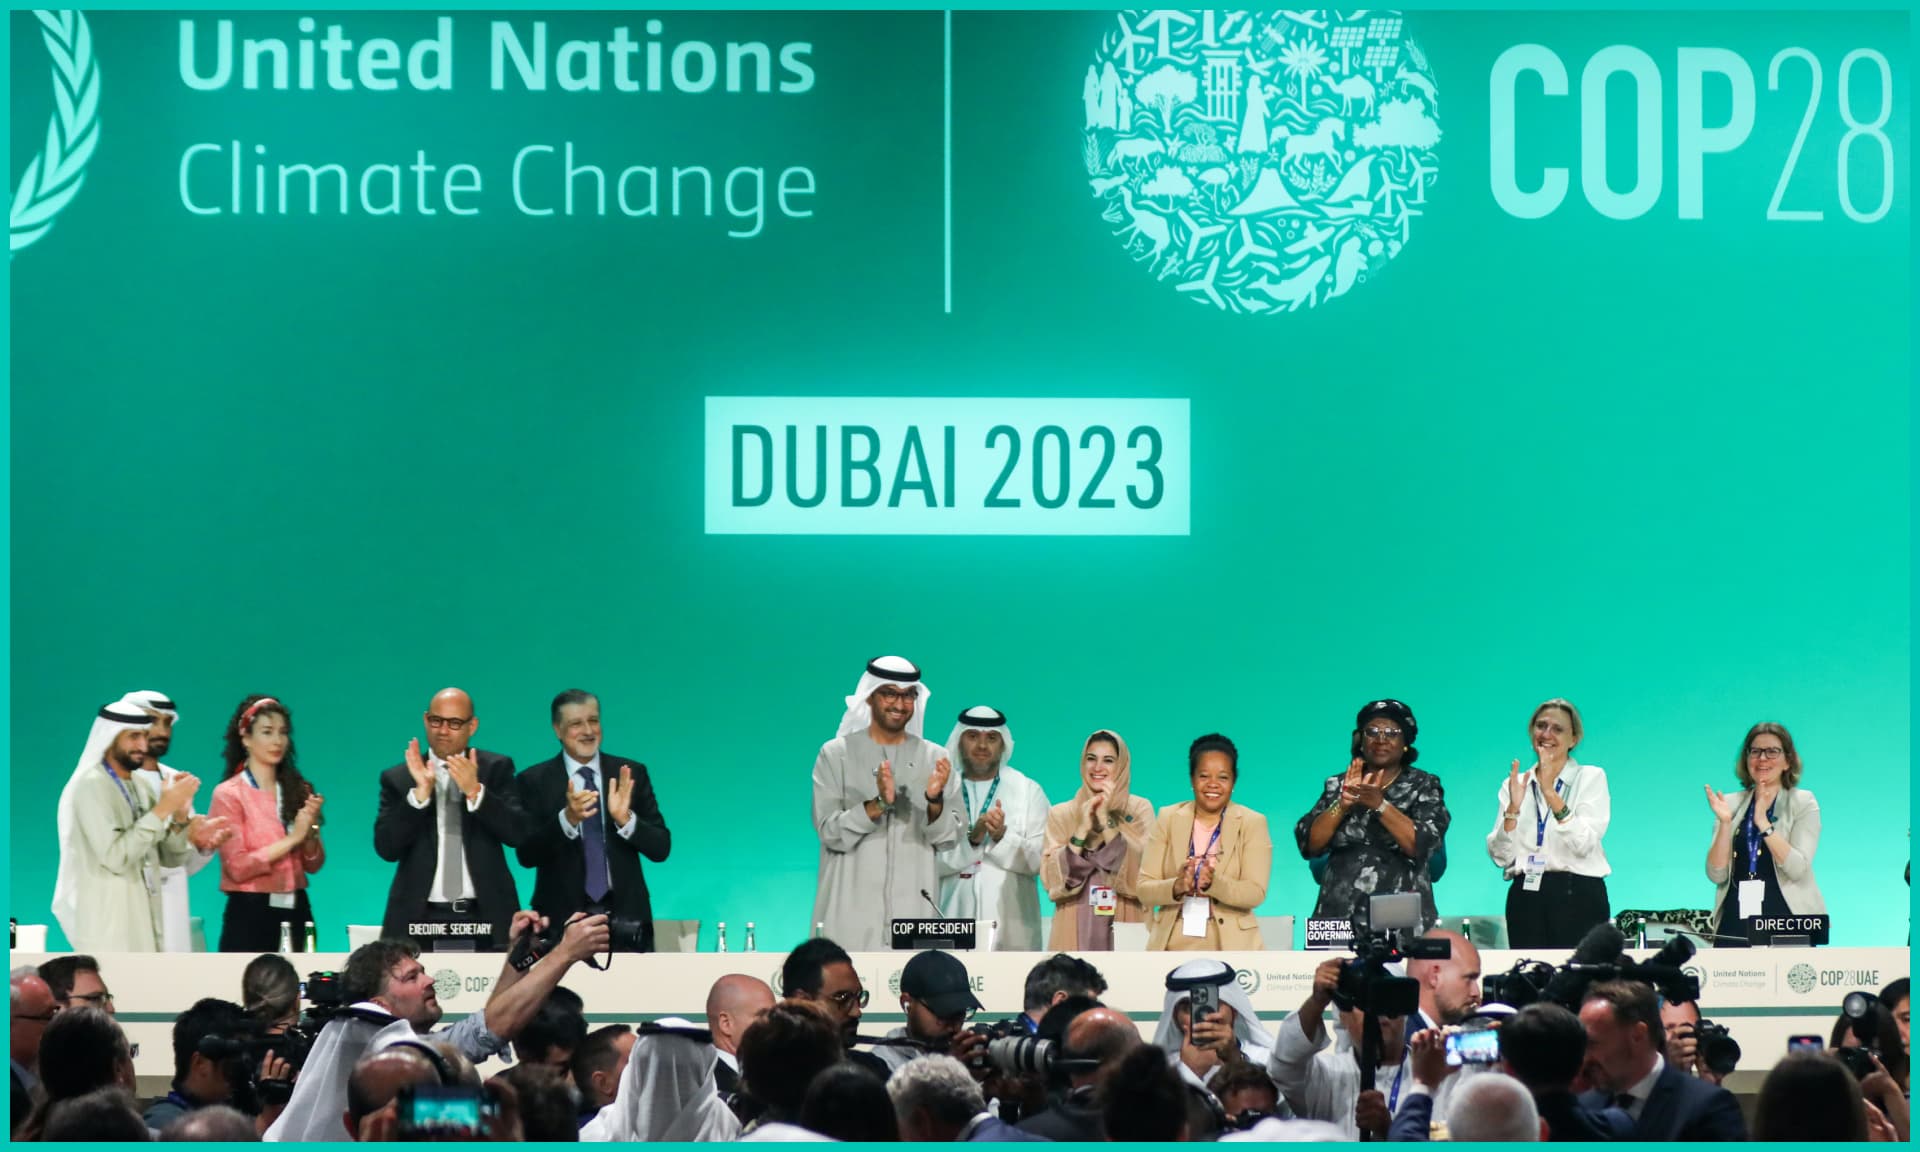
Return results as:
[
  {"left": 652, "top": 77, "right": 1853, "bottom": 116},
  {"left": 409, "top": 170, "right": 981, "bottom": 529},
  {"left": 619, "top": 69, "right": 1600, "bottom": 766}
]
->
[
  {"left": 1581, "top": 1063, "right": 1747, "bottom": 1142},
  {"left": 373, "top": 749, "right": 527, "bottom": 946},
  {"left": 1017, "top": 1094, "right": 1103, "bottom": 1142},
  {"left": 1537, "top": 1089, "right": 1633, "bottom": 1142},
  {"left": 1388, "top": 1091, "right": 1433, "bottom": 1142},
  {"left": 514, "top": 754, "right": 671, "bottom": 951},
  {"left": 966, "top": 1116, "right": 1048, "bottom": 1141}
]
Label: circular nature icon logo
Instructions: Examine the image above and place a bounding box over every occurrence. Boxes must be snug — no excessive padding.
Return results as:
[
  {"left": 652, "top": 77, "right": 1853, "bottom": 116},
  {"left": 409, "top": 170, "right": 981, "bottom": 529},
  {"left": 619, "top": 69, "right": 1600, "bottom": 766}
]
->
[
  {"left": 433, "top": 969, "right": 463, "bottom": 1001},
  {"left": 1786, "top": 963, "right": 1817, "bottom": 995},
  {"left": 1083, "top": 10, "right": 1439, "bottom": 314}
]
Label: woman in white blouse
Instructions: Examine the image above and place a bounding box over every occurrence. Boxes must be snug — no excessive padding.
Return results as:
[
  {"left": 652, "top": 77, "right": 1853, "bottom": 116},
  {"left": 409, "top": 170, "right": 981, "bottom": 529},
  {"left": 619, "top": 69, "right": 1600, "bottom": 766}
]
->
[{"left": 1486, "top": 698, "right": 1612, "bottom": 948}]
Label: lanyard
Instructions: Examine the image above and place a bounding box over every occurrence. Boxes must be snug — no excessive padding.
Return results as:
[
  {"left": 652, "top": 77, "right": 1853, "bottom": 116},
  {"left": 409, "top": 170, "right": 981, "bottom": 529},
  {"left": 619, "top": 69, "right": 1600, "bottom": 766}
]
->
[
  {"left": 1387, "top": 1046, "right": 1410, "bottom": 1112},
  {"left": 1188, "top": 818, "right": 1222, "bottom": 863},
  {"left": 1745, "top": 797, "right": 1776, "bottom": 875},
  {"left": 1531, "top": 776, "right": 1566, "bottom": 851},
  {"left": 102, "top": 763, "right": 140, "bottom": 818},
  {"left": 243, "top": 769, "right": 287, "bottom": 823},
  {"left": 963, "top": 774, "right": 1001, "bottom": 827}
]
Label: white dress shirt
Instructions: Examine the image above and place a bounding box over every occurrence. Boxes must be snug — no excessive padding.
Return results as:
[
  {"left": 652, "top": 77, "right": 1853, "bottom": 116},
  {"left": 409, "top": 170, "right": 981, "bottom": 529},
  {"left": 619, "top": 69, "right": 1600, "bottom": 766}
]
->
[
  {"left": 1267, "top": 1009, "right": 1412, "bottom": 1139},
  {"left": 404, "top": 757, "right": 486, "bottom": 902},
  {"left": 1614, "top": 1053, "right": 1664, "bottom": 1121},
  {"left": 557, "top": 753, "right": 640, "bottom": 841},
  {"left": 1485, "top": 760, "right": 1613, "bottom": 879}
]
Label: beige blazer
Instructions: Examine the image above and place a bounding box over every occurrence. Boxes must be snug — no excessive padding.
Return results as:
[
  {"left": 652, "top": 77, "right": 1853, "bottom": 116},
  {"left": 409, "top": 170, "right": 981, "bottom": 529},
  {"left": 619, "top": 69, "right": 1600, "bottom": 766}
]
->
[
  {"left": 1705, "top": 786, "right": 1825, "bottom": 918},
  {"left": 1138, "top": 801, "right": 1272, "bottom": 950}
]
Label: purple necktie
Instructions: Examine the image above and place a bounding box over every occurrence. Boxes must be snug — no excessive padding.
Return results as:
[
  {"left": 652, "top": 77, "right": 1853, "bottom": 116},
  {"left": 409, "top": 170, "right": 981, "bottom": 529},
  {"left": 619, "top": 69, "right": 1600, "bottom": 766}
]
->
[{"left": 578, "top": 767, "right": 610, "bottom": 903}]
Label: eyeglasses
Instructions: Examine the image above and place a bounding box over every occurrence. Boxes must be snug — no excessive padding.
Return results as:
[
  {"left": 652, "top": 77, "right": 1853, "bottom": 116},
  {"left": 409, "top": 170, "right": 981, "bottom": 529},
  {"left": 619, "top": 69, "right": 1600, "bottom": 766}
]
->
[
  {"left": 426, "top": 716, "right": 473, "bottom": 731},
  {"left": 70, "top": 991, "right": 114, "bottom": 1008},
  {"left": 873, "top": 688, "right": 919, "bottom": 704},
  {"left": 1748, "top": 747, "right": 1786, "bottom": 761},
  {"left": 1363, "top": 727, "right": 1404, "bottom": 741},
  {"left": 826, "top": 989, "right": 871, "bottom": 1009}
]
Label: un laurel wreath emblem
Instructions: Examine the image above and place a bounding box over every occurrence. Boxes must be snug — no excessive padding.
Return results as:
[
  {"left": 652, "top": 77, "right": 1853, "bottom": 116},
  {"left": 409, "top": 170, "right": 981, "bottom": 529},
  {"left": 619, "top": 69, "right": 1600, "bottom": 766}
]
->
[{"left": 12, "top": 10, "right": 100, "bottom": 256}]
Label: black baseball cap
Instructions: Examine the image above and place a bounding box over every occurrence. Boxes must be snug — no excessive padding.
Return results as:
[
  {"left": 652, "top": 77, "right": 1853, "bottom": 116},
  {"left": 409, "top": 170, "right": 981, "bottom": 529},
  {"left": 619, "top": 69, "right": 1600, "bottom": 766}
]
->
[{"left": 900, "top": 951, "right": 982, "bottom": 1018}]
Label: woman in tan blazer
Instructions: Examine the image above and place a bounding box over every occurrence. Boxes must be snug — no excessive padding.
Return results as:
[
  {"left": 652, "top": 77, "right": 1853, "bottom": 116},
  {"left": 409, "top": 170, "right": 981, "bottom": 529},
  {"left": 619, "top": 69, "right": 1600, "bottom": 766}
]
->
[
  {"left": 1041, "top": 730, "right": 1155, "bottom": 950},
  {"left": 1139, "top": 733, "right": 1272, "bottom": 951}
]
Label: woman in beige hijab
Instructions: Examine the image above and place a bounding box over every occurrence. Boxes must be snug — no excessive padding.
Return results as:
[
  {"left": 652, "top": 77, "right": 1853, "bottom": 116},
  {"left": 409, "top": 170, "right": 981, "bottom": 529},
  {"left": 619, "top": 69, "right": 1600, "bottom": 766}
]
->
[{"left": 1041, "top": 730, "right": 1155, "bottom": 949}]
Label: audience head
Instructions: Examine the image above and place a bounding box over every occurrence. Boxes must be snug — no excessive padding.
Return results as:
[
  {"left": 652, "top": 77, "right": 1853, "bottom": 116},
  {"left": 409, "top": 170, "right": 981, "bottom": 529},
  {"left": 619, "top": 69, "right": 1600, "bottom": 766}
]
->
[
  {"left": 42, "top": 1086, "right": 149, "bottom": 1142},
  {"left": 1099, "top": 1044, "right": 1188, "bottom": 1142},
  {"left": 887, "top": 1054, "right": 984, "bottom": 1142},
  {"left": 1754, "top": 1053, "right": 1868, "bottom": 1141},
  {"left": 343, "top": 1040, "right": 477, "bottom": 1141},
  {"left": 781, "top": 938, "right": 864, "bottom": 1044},
  {"left": 738, "top": 1001, "right": 844, "bottom": 1123},
  {"left": 497, "top": 1062, "right": 579, "bottom": 1142},
  {"left": 570, "top": 1024, "right": 634, "bottom": 1113},
  {"left": 1879, "top": 978, "right": 1911, "bottom": 1054},
  {"left": 1063, "top": 1007, "right": 1140, "bottom": 1090},
  {"left": 1446, "top": 1073, "right": 1545, "bottom": 1142},
  {"left": 899, "top": 951, "right": 981, "bottom": 1046},
  {"left": 1578, "top": 981, "right": 1664, "bottom": 1092},
  {"left": 38, "top": 955, "right": 110, "bottom": 1016},
  {"left": 11, "top": 965, "right": 57, "bottom": 1068},
  {"left": 1496, "top": 1003, "right": 1588, "bottom": 1092},
  {"left": 800, "top": 1063, "right": 897, "bottom": 1142},
  {"left": 343, "top": 940, "right": 442, "bottom": 1030},
  {"left": 162, "top": 1105, "right": 260, "bottom": 1142},
  {"left": 1410, "top": 930, "right": 1481, "bottom": 1025},
  {"left": 1022, "top": 955, "right": 1107, "bottom": 1020},
  {"left": 516, "top": 998, "right": 587, "bottom": 1073},
  {"left": 1213, "top": 1063, "right": 1280, "bottom": 1125},
  {"left": 39, "top": 1006, "right": 134, "bottom": 1101},
  {"left": 241, "top": 954, "right": 301, "bottom": 1033},
  {"left": 707, "top": 974, "right": 777, "bottom": 1056},
  {"left": 170, "top": 997, "right": 251, "bottom": 1105}
]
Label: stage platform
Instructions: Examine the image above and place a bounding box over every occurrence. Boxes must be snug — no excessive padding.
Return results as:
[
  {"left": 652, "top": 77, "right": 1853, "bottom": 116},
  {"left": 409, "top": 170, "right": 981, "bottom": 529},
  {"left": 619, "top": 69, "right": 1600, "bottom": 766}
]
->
[{"left": 12, "top": 945, "right": 1903, "bottom": 1087}]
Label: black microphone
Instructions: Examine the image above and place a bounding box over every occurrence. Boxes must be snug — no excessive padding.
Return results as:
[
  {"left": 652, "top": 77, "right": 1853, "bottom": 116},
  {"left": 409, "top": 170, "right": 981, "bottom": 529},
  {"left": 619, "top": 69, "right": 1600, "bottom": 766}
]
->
[
  {"left": 920, "top": 889, "right": 944, "bottom": 917},
  {"left": 1544, "top": 921, "right": 1627, "bottom": 1004}
]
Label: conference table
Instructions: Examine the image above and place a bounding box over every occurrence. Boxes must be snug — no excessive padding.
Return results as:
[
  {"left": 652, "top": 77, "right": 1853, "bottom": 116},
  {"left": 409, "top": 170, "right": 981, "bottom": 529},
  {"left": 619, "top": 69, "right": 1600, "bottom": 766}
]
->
[{"left": 14, "top": 943, "right": 1904, "bottom": 1089}]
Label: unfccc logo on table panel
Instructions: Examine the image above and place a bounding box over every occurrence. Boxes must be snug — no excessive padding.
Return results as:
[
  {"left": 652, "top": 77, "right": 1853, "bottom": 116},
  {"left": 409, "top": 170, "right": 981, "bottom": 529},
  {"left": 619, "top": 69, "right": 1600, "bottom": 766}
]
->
[
  {"left": 1786, "top": 963, "right": 1817, "bottom": 995},
  {"left": 1083, "top": 9, "right": 1438, "bottom": 314}
]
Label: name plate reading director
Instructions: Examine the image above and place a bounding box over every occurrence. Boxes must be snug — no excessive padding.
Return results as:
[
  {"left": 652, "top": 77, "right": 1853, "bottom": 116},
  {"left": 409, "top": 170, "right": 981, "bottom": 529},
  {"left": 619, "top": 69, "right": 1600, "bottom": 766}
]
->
[
  {"left": 892, "top": 918, "right": 977, "bottom": 950},
  {"left": 705, "top": 397, "right": 1190, "bottom": 535}
]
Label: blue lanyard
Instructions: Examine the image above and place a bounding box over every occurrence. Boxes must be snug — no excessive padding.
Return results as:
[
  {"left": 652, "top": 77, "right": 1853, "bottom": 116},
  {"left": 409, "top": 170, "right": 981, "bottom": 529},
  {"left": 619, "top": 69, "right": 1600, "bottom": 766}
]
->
[
  {"left": 1188, "top": 818, "right": 1222, "bottom": 863},
  {"left": 1745, "top": 798, "right": 1776, "bottom": 875},
  {"left": 1532, "top": 777, "right": 1565, "bottom": 851},
  {"left": 1387, "top": 1046, "right": 1410, "bottom": 1112},
  {"left": 963, "top": 775, "right": 1001, "bottom": 828},
  {"left": 102, "top": 763, "right": 140, "bottom": 818}
]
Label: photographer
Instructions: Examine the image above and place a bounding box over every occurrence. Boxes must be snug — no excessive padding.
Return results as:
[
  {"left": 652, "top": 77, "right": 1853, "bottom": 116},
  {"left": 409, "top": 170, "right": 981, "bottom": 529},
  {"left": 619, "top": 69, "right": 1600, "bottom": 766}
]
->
[
  {"left": 1575, "top": 981, "right": 1744, "bottom": 1140},
  {"left": 143, "top": 997, "right": 280, "bottom": 1130},
  {"left": 1018, "top": 954, "right": 1107, "bottom": 1033},
  {"left": 1658, "top": 998, "right": 1736, "bottom": 1087},
  {"left": 1269, "top": 956, "right": 1413, "bottom": 1139},
  {"left": 266, "top": 911, "right": 610, "bottom": 1142},
  {"left": 1153, "top": 960, "right": 1277, "bottom": 1101},
  {"left": 1018, "top": 1006, "right": 1138, "bottom": 1141},
  {"left": 872, "top": 951, "right": 985, "bottom": 1075}
]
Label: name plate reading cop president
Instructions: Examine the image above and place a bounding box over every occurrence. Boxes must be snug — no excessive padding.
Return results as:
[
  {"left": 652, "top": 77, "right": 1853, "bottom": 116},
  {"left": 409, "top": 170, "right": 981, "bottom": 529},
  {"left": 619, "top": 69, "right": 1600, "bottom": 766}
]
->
[{"left": 891, "top": 918, "right": 977, "bottom": 951}]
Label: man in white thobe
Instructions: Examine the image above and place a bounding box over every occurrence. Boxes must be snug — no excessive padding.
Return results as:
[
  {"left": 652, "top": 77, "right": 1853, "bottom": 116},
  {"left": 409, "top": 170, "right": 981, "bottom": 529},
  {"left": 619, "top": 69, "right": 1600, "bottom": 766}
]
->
[
  {"left": 124, "top": 691, "right": 217, "bottom": 951},
  {"left": 812, "top": 657, "right": 961, "bottom": 951},
  {"left": 936, "top": 707, "right": 1048, "bottom": 951}
]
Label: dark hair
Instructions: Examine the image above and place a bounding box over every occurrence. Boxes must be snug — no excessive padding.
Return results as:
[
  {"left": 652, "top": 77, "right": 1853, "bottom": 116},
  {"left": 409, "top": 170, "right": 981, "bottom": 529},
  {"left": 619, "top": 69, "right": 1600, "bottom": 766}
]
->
[
  {"left": 1735, "top": 722, "right": 1803, "bottom": 789},
  {"left": 171, "top": 997, "right": 248, "bottom": 1084},
  {"left": 1583, "top": 981, "right": 1664, "bottom": 1048},
  {"left": 738, "top": 1002, "right": 844, "bottom": 1121},
  {"left": 517, "top": 998, "right": 588, "bottom": 1063},
  {"left": 1100, "top": 1045, "right": 1187, "bottom": 1143},
  {"left": 1023, "top": 954, "right": 1107, "bottom": 1013},
  {"left": 41, "top": 1087, "right": 149, "bottom": 1142},
  {"left": 800, "top": 1063, "right": 898, "bottom": 1142},
  {"left": 1037, "top": 995, "right": 1101, "bottom": 1045},
  {"left": 782, "top": 937, "right": 853, "bottom": 999},
  {"left": 571, "top": 1024, "right": 633, "bottom": 1104},
  {"left": 37, "top": 954, "right": 100, "bottom": 1004},
  {"left": 498, "top": 1063, "right": 580, "bottom": 1142},
  {"left": 1351, "top": 700, "right": 1420, "bottom": 767},
  {"left": 550, "top": 689, "right": 598, "bottom": 727},
  {"left": 160, "top": 1105, "right": 258, "bottom": 1142},
  {"left": 1188, "top": 733, "right": 1238, "bottom": 778},
  {"left": 1880, "top": 978, "right": 1911, "bottom": 1009},
  {"left": 1211, "top": 1062, "right": 1278, "bottom": 1105},
  {"left": 1755, "top": 1053, "right": 1868, "bottom": 1141},
  {"left": 222, "top": 694, "right": 314, "bottom": 829},
  {"left": 343, "top": 939, "right": 421, "bottom": 1004},
  {"left": 1498, "top": 1003, "right": 1589, "bottom": 1090},
  {"left": 32, "top": 1006, "right": 129, "bottom": 1134},
  {"left": 241, "top": 953, "right": 300, "bottom": 1026},
  {"left": 1829, "top": 1002, "right": 1908, "bottom": 1085},
  {"left": 1085, "top": 730, "right": 1121, "bottom": 757}
]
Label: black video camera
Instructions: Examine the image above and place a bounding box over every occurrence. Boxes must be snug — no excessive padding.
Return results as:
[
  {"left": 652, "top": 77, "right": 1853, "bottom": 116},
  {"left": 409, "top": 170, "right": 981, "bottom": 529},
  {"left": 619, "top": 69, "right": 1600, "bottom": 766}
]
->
[
  {"left": 506, "top": 913, "right": 642, "bottom": 972},
  {"left": 1331, "top": 894, "right": 1449, "bottom": 1018},
  {"left": 1481, "top": 960, "right": 1556, "bottom": 1010},
  {"left": 1482, "top": 925, "right": 1700, "bottom": 1013}
]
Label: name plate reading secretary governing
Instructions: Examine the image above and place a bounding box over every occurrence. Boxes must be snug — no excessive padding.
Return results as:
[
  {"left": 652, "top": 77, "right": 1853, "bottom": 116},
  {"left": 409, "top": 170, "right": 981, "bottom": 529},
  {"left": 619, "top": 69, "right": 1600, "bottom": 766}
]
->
[
  {"left": 1305, "top": 918, "right": 1354, "bottom": 951},
  {"left": 891, "top": 918, "right": 976, "bottom": 950}
]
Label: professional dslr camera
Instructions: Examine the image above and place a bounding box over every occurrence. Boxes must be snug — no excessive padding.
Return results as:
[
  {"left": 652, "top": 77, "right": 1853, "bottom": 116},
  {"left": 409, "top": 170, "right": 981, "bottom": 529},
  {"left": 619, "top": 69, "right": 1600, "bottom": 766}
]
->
[
  {"left": 1332, "top": 894, "right": 1450, "bottom": 1018},
  {"left": 1687, "top": 1019, "right": 1742, "bottom": 1078},
  {"left": 1833, "top": 991, "right": 1892, "bottom": 1081},
  {"left": 507, "top": 912, "right": 643, "bottom": 971}
]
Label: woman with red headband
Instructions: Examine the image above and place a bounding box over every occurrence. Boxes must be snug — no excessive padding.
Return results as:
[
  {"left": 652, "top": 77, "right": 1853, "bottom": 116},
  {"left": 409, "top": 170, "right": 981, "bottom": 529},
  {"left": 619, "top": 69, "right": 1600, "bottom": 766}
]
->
[{"left": 209, "top": 694, "right": 326, "bottom": 951}]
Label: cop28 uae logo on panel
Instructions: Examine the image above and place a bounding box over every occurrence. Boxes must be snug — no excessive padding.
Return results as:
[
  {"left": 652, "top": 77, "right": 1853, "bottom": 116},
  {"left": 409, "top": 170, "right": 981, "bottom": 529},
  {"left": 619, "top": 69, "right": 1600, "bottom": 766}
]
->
[
  {"left": 11, "top": 10, "right": 100, "bottom": 256},
  {"left": 1084, "top": 10, "right": 1438, "bottom": 314}
]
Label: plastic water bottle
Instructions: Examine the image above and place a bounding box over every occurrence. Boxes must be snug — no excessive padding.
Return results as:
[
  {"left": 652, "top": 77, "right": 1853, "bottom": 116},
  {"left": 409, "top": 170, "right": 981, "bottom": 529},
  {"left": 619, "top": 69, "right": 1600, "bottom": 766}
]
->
[
  {"left": 745, "top": 922, "right": 757, "bottom": 952},
  {"left": 278, "top": 923, "right": 293, "bottom": 953},
  {"left": 716, "top": 922, "right": 728, "bottom": 953},
  {"left": 814, "top": 921, "right": 825, "bottom": 938},
  {"left": 304, "top": 922, "right": 318, "bottom": 953}
]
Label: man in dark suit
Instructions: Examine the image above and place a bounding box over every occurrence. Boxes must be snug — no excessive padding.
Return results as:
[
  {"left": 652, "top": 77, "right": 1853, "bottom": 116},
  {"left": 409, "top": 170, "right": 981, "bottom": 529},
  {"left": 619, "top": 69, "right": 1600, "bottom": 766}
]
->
[
  {"left": 514, "top": 690, "right": 672, "bottom": 951},
  {"left": 1393, "top": 1005, "right": 1633, "bottom": 1143},
  {"left": 1578, "top": 981, "right": 1747, "bottom": 1141},
  {"left": 374, "top": 688, "right": 528, "bottom": 949}
]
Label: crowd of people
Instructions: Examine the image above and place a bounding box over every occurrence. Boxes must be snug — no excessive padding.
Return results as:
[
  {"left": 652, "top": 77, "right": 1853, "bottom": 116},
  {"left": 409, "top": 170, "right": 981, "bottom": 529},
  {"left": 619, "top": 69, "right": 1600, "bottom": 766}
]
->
[
  {"left": 7, "top": 934, "right": 1911, "bottom": 1141},
  {"left": 45, "top": 659, "right": 1840, "bottom": 960}
]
